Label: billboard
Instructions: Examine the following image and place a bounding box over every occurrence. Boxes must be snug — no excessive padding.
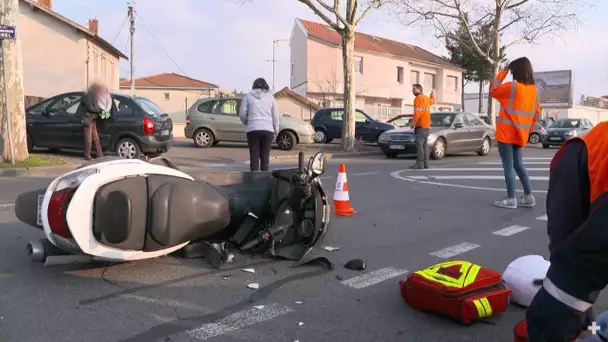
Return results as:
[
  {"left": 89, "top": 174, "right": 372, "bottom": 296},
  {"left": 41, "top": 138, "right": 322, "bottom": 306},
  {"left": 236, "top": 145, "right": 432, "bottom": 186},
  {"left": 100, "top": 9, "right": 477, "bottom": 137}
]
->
[{"left": 534, "top": 70, "right": 573, "bottom": 108}]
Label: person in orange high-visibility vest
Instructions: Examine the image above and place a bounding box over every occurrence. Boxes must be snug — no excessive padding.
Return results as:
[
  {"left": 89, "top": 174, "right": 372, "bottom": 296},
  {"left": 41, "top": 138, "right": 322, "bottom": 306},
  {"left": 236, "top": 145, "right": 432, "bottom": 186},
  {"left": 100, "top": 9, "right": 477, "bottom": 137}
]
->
[
  {"left": 525, "top": 121, "right": 608, "bottom": 341},
  {"left": 409, "top": 84, "right": 435, "bottom": 169},
  {"left": 489, "top": 57, "right": 541, "bottom": 209}
]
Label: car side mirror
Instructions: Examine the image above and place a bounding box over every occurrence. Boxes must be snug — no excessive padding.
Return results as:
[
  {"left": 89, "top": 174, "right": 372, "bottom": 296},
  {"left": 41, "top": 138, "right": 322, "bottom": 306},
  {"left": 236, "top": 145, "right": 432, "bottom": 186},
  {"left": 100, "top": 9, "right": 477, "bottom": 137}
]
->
[{"left": 454, "top": 122, "right": 463, "bottom": 129}]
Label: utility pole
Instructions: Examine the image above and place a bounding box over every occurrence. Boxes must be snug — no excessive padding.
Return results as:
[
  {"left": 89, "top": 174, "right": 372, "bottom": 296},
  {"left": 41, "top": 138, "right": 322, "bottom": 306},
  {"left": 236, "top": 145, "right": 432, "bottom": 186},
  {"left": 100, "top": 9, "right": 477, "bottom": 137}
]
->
[
  {"left": 128, "top": 1, "right": 135, "bottom": 96},
  {"left": 0, "top": 0, "right": 27, "bottom": 163},
  {"left": 266, "top": 39, "right": 287, "bottom": 93}
]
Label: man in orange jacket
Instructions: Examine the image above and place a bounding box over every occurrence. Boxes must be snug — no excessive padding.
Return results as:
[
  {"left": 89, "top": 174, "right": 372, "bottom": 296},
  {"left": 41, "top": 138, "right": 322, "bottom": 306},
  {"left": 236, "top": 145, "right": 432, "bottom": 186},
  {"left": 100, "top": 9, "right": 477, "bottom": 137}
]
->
[
  {"left": 410, "top": 84, "right": 435, "bottom": 169},
  {"left": 526, "top": 121, "right": 608, "bottom": 341}
]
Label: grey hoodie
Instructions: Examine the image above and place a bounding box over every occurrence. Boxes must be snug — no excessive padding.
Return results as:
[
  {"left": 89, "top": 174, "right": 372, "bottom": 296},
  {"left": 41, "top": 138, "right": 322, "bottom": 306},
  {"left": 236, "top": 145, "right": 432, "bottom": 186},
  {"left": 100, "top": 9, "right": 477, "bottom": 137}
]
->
[{"left": 239, "top": 88, "right": 280, "bottom": 134}]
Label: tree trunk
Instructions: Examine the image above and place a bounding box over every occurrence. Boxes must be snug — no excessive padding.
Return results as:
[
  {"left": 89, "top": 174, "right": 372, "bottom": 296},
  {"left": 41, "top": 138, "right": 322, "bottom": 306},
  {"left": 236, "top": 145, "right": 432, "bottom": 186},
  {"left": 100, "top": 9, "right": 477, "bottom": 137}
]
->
[
  {"left": 487, "top": 63, "right": 499, "bottom": 128},
  {"left": 460, "top": 78, "right": 465, "bottom": 111},
  {"left": 340, "top": 28, "right": 356, "bottom": 152},
  {"left": 0, "top": 0, "right": 28, "bottom": 162},
  {"left": 478, "top": 81, "right": 483, "bottom": 113},
  {"left": 488, "top": 6, "right": 502, "bottom": 129}
]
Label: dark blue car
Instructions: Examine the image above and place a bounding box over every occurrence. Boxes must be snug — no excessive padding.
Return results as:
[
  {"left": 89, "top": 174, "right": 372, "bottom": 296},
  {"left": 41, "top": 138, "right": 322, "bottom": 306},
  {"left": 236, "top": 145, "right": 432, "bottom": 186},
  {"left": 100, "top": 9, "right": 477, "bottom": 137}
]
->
[{"left": 311, "top": 108, "right": 395, "bottom": 143}]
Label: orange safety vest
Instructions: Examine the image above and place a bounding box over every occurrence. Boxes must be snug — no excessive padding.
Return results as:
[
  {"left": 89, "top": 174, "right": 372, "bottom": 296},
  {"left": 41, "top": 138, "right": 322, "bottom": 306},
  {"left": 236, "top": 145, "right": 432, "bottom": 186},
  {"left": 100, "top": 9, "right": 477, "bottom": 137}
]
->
[
  {"left": 545, "top": 121, "right": 608, "bottom": 310},
  {"left": 490, "top": 70, "right": 541, "bottom": 147},
  {"left": 412, "top": 93, "right": 435, "bottom": 129}
]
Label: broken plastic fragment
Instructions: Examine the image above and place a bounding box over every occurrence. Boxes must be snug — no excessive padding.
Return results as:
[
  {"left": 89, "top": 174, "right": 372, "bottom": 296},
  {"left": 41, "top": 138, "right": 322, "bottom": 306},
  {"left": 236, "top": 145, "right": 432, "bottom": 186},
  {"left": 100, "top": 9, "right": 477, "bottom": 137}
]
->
[
  {"left": 344, "top": 259, "right": 366, "bottom": 271},
  {"left": 226, "top": 254, "right": 235, "bottom": 263},
  {"left": 242, "top": 268, "right": 255, "bottom": 273},
  {"left": 253, "top": 305, "right": 265, "bottom": 309},
  {"left": 223, "top": 277, "right": 230, "bottom": 280},
  {"left": 323, "top": 246, "right": 340, "bottom": 252},
  {"left": 294, "top": 301, "right": 303, "bottom": 305},
  {"left": 298, "top": 322, "right": 304, "bottom": 327},
  {"left": 247, "top": 283, "right": 260, "bottom": 289}
]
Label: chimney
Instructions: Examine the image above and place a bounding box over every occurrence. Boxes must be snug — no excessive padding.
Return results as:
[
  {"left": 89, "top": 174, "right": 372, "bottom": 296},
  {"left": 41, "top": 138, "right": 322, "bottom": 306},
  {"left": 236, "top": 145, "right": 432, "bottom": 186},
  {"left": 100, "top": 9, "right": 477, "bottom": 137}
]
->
[
  {"left": 38, "top": 0, "right": 52, "bottom": 9},
  {"left": 88, "top": 18, "right": 99, "bottom": 35}
]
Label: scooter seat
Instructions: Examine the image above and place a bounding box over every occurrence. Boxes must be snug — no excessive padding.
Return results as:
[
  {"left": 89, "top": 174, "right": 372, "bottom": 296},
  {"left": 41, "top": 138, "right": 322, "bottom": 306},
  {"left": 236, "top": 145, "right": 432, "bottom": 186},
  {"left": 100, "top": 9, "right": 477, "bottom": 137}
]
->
[{"left": 148, "top": 179, "right": 231, "bottom": 246}]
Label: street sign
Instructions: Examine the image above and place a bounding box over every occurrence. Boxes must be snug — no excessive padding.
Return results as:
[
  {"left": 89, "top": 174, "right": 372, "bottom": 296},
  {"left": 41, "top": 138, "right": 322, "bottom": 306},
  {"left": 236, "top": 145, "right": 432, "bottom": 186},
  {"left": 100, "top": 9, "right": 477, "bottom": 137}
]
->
[{"left": 0, "top": 25, "right": 16, "bottom": 39}]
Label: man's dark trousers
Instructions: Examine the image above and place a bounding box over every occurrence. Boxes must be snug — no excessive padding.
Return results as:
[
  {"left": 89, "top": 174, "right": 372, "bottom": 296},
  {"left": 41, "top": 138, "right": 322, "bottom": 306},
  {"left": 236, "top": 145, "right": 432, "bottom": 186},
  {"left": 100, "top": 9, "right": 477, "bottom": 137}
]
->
[{"left": 415, "top": 127, "right": 430, "bottom": 167}]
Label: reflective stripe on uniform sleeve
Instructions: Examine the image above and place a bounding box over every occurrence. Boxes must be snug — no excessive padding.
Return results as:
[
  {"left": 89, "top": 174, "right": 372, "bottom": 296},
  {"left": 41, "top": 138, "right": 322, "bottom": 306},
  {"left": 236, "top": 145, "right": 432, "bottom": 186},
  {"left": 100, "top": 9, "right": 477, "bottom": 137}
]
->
[
  {"left": 415, "top": 106, "right": 430, "bottom": 112},
  {"left": 543, "top": 278, "right": 593, "bottom": 312},
  {"left": 496, "top": 116, "right": 533, "bottom": 129}
]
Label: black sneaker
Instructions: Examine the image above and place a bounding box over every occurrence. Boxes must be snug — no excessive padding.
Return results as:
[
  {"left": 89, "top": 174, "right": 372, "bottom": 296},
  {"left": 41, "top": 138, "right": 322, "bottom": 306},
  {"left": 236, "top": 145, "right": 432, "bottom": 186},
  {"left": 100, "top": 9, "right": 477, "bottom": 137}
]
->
[
  {"left": 409, "top": 164, "right": 424, "bottom": 169},
  {"left": 423, "top": 164, "right": 429, "bottom": 169}
]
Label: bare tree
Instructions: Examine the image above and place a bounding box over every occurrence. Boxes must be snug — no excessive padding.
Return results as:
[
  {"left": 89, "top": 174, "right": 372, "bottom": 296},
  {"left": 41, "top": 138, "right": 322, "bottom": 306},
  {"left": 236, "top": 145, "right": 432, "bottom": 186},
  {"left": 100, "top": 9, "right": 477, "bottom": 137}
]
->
[
  {"left": 313, "top": 68, "right": 340, "bottom": 107},
  {"left": 392, "top": 0, "right": 589, "bottom": 127}
]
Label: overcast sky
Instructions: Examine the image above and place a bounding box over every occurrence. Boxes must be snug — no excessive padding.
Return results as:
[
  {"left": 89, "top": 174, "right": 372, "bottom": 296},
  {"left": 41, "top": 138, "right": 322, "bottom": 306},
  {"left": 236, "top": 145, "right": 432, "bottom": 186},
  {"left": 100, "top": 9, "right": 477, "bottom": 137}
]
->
[{"left": 53, "top": 0, "right": 607, "bottom": 98}]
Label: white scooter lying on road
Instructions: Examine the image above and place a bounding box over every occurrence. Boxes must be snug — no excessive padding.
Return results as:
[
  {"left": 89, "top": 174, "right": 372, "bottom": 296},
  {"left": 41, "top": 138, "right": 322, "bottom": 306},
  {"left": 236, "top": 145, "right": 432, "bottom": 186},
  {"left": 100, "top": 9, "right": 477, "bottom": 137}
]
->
[{"left": 14, "top": 152, "right": 331, "bottom": 267}]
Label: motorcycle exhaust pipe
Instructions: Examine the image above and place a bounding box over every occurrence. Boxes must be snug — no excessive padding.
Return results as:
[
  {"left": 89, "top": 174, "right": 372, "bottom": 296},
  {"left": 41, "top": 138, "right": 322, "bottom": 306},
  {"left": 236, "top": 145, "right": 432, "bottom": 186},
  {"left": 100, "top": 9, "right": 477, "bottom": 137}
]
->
[{"left": 26, "top": 239, "right": 70, "bottom": 263}]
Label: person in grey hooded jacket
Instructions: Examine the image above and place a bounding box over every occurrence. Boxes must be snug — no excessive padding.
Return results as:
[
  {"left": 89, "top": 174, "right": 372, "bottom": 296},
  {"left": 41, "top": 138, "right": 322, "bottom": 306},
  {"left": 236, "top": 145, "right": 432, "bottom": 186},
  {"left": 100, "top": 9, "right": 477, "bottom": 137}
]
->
[{"left": 239, "top": 78, "right": 280, "bottom": 171}]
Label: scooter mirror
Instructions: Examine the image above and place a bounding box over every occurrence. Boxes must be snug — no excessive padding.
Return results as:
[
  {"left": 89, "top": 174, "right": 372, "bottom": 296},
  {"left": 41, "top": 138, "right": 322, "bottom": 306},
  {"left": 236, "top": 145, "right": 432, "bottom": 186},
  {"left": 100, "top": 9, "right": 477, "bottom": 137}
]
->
[{"left": 308, "top": 152, "right": 326, "bottom": 177}]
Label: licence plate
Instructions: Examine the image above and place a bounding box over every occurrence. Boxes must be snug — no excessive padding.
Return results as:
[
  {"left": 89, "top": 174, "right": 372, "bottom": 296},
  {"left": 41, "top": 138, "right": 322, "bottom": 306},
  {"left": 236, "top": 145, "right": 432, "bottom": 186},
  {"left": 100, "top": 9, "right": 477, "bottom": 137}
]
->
[
  {"left": 160, "top": 130, "right": 170, "bottom": 136},
  {"left": 549, "top": 137, "right": 561, "bottom": 141},
  {"left": 36, "top": 194, "right": 44, "bottom": 226},
  {"left": 390, "top": 145, "right": 406, "bottom": 150}
]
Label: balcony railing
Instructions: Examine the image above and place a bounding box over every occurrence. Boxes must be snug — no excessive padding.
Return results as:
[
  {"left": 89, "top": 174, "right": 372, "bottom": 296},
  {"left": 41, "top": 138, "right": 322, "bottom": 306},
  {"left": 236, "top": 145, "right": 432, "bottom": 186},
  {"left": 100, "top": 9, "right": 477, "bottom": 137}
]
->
[{"left": 360, "top": 106, "right": 406, "bottom": 121}]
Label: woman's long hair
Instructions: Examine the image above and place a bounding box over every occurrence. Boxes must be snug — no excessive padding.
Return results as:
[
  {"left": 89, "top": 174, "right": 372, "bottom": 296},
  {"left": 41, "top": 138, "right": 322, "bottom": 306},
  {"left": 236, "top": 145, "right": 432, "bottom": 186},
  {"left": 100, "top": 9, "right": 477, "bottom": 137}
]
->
[
  {"left": 252, "top": 78, "right": 270, "bottom": 91},
  {"left": 509, "top": 57, "right": 535, "bottom": 85}
]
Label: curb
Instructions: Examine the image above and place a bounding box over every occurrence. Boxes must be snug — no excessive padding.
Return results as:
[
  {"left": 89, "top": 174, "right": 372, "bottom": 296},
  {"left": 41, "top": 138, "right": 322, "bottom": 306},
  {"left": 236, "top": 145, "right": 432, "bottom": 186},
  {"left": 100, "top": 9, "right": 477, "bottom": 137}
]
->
[{"left": 0, "top": 164, "right": 78, "bottom": 178}]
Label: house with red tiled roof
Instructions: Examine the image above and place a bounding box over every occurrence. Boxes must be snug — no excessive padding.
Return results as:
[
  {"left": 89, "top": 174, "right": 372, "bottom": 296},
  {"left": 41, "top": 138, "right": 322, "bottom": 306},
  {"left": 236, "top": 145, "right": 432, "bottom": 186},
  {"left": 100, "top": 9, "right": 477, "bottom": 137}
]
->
[
  {"left": 20, "top": 0, "right": 127, "bottom": 97},
  {"left": 274, "top": 87, "right": 319, "bottom": 121},
  {"left": 290, "top": 18, "right": 464, "bottom": 120},
  {"left": 119, "top": 73, "right": 220, "bottom": 122}
]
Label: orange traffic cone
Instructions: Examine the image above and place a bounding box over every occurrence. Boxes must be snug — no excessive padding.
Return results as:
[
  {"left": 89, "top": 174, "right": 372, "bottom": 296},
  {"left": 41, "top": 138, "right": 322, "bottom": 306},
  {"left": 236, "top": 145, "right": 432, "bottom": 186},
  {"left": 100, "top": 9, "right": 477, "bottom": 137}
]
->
[{"left": 333, "top": 163, "right": 356, "bottom": 216}]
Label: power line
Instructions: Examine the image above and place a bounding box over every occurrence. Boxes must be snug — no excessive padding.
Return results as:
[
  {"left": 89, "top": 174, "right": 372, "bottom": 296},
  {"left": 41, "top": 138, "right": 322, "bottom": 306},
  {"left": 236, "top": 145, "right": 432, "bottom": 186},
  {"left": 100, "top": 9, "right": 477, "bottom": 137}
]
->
[
  {"left": 111, "top": 14, "right": 129, "bottom": 44},
  {"left": 138, "top": 15, "right": 189, "bottom": 77}
]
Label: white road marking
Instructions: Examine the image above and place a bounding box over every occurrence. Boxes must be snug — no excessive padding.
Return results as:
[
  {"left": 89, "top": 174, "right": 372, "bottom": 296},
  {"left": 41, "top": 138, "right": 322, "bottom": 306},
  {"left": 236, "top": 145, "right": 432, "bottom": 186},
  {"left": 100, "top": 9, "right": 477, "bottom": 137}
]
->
[
  {"left": 493, "top": 225, "right": 530, "bottom": 236},
  {"left": 430, "top": 242, "right": 480, "bottom": 258},
  {"left": 417, "top": 167, "right": 549, "bottom": 171},
  {"left": 0, "top": 203, "right": 15, "bottom": 209},
  {"left": 407, "top": 175, "right": 429, "bottom": 179},
  {"left": 187, "top": 303, "right": 293, "bottom": 340},
  {"left": 477, "top": 161, "right": 550, "bottom": 165},
  {"left": 537, "top": 214, "right": 548, "bottom": 221},
  {"left": 523, "top": 157, "right": 553, "bottom": 160},
  {"left": 420, "top": 175, "right": 549, "bottom": 181},
  {"left": 351, "top": 171, "right": 379, "bottom": 176},
  {"left": 341, "top": 267, "right": 409, "bottom": 289},
  {"left": 391, "top": 170, "right": 548, "bottom": 194}
]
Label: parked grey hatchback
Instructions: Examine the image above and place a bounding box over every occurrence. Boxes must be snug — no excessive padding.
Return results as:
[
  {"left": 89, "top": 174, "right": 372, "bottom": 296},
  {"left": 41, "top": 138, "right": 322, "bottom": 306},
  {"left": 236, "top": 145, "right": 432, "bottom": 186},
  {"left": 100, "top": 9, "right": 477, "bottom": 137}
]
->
[{"left": 185, "top": 97, "right": 316, "bottom": 150}]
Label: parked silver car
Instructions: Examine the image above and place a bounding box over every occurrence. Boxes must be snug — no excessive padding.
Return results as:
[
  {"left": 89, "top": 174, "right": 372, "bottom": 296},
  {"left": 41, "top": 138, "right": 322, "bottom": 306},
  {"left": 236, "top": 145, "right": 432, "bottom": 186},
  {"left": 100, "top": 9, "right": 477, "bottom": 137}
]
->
[{"left": 184, "top": 97, "right": 316, "bottom": 150}]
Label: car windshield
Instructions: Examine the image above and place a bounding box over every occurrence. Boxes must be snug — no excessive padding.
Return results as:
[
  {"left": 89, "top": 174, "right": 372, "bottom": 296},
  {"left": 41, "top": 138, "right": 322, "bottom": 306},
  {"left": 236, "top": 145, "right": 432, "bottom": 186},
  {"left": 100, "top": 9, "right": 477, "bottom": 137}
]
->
[
  {"left": 551, "top": 119, "right": 580, "bottom": 128},
  {"left": 390, "top": 116, "right": 412, "bottom": 126},
  {"left": 135, "top": 97, "right": 165, "bottom": 116},
  {"left": 430, "top": 113, "right": 456, "bottom": 127}
]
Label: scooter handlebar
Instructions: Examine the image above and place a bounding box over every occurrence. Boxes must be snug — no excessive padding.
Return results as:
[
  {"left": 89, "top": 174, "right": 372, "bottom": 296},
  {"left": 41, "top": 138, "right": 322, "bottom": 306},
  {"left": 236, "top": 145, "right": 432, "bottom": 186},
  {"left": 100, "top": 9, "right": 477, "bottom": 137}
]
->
[{"left": 298, "top": 152, "right": 305, "bottom": 171}]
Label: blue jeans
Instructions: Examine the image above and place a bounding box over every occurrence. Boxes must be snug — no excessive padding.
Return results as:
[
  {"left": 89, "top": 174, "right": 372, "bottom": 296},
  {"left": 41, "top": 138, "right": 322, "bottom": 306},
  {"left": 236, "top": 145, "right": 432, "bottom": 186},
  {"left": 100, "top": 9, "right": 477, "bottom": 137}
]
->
[{"left": 498, "top": 142, "right": 532, "bottom": 198}]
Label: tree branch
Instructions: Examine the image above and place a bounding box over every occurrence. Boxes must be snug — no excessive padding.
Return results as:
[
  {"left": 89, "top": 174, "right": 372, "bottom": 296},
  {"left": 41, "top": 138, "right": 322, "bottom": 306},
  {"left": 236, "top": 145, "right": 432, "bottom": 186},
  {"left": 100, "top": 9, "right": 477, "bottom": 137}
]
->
[
  {"left": 355, "top": 0, "right": 382, "bottom": 25},
  {"left": 297, "top": 0, "right": 343, "bottom": 31},
  {"left": 505, "top": 0, "right": 529, "bottom": 10}
]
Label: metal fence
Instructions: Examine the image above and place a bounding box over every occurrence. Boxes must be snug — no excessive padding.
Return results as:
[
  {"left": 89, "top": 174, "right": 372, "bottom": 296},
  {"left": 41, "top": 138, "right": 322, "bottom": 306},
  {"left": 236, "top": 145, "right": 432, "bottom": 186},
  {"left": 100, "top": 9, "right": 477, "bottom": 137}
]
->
[{"left": 360, "top": 105, "right": 405, "bottom": 121}]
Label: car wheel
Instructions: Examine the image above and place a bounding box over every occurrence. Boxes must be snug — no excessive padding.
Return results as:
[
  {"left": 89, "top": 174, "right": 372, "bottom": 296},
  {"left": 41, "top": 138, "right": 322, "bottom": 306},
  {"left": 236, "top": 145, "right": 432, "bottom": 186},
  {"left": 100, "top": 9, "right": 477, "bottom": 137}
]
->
[
  {"left": 542, "top": 143, "right": 550, "bottom": 149},
  {"left": 384, "top": 151, "right": 398, "bottom": 159},
  {"left": 477, "top": 137, "right": 491, "bottom": 156},
  {"left": 529, "top": 133, "right": 541, "bottom": 144},
  {"left": 27, "top": 134, "right": 33, "bottom": 152},
  {"left": 193, "top": 128, "right": 214, "bottom": 148},
  {"left": 314, "top": 129, "right": 328, "bottom": 143},
  {"left": 277, "top": 131, "right": 297, "bottom": 151},
  {"left": 431, "top": 137, "right": 446, "bottom": 160},
  {"left": 115, "top": 138, "right": 142, "bottom": 159}
]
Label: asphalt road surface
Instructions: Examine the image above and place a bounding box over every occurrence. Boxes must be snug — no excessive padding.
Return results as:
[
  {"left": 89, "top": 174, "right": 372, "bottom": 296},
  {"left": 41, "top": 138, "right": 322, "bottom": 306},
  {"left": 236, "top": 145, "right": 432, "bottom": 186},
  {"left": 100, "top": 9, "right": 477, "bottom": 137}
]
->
[{"left": 2, "top": 146, "right": 607, "bottom": 342}]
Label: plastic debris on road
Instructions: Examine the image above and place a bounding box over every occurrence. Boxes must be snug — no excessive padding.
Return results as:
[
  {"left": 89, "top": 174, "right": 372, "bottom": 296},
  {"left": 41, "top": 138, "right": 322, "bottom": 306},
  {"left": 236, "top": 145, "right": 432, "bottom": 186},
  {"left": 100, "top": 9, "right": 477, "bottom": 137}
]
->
[
  {"left": 298, "top": 322, "right": 304, "bottom": 327},
  {"left": 242, "top": 268, "right": 255, "bottom": 273},
  {"left": 247, "top": 283, "right": 260, "bottom": 289},
  {"left": 323, "top": 246, "right": 340, "bottom": 252},
  {"left": 294, "top": 301, "right": 303, "bottom": 305},
  {"left": 344, "top": 259, "right": 366, "bottom": 271},
  {"left": 226, "top": 254, "right": 235, "bottom": 263},
  {"left": 253, "top": 305, "right": 265, "bottom": 309}
]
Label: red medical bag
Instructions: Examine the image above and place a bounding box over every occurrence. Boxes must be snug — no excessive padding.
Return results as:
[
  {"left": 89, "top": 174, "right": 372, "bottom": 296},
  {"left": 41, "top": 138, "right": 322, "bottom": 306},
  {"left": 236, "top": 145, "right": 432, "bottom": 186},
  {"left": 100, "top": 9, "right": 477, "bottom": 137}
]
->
[{"left": 400, "top": 260, "right": 511, "bottom": 324}]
